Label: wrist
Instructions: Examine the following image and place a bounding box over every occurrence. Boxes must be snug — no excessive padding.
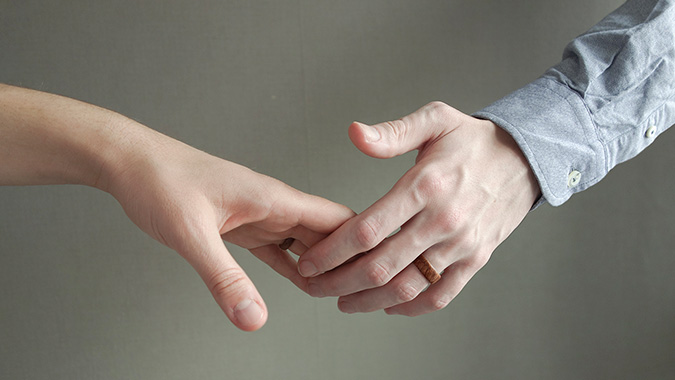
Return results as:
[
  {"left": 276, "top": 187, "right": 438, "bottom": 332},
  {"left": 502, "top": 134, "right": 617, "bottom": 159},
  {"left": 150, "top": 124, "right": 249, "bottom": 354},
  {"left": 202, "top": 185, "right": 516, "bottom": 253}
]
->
[
  {"left": 92, "top": 116, "right": 174, "bottom": 196},
  {"left": 480, "top": 119, "right": 541, "bottom": 208}
]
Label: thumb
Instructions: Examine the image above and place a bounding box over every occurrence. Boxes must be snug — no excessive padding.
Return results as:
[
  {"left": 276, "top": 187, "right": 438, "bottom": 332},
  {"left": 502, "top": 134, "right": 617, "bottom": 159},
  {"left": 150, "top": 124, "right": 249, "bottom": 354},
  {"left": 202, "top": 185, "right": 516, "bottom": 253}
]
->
[
  {"left": 347, "top": 102, "right": 451, "bottom": 159},
  {"left": 186, "top": 230, "right": 268, "bottom": 331}
]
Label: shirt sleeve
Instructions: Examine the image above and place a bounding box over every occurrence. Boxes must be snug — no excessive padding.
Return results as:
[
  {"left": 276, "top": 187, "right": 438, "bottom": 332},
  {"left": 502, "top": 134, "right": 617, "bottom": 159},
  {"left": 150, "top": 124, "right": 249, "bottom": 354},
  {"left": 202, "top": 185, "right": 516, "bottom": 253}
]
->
[{"left": 473, "top": 0, "right": 675, "bottom": 207}]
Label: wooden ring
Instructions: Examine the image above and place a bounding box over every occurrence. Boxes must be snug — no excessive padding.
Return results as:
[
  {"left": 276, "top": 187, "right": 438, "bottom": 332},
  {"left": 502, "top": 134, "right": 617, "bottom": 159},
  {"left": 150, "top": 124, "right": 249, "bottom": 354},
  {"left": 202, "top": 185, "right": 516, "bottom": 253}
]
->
[{"left": 413, "top": 255, "right": 441, "bottom": 285}]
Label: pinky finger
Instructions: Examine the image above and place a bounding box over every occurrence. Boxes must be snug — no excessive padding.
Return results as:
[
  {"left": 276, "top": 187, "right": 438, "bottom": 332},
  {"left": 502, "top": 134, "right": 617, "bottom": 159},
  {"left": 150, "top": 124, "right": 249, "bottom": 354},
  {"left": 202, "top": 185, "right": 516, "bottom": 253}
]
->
[{"left": 383, "top": 262, "right": 474, "bottom": 317}]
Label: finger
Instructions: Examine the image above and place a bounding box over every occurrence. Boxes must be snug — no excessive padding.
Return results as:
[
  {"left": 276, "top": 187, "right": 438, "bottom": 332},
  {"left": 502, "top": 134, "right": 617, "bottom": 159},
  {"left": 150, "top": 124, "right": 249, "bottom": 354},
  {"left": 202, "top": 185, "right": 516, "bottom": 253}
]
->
[
  {"left": 287, "top": 239, "right": 308, "bottom": 256},
  {"left": 249, "top": 245, "right": 309, "bottom": 293},
  {"left": 334, "top": 242, "right": 458, "bottom": 312},
  {"left": 383, "top": 261, "right": 475, "bottom": 317},
  {"left": 221, "top": 224, "right": 326, "bottom": 251},
  {"left": 336, "top": 265, "right": 429, "bottom": 313},
  {"left": 221, "top": 224, "right": 285, "bottom": 248},
  {"left": 348, "top": 102, "right": 454, "bottom": 159},
  {"left": 287, "top": 225, "right": 330, "bottom": 249},
  {"left": 304, "top": 212, "right": 435, "bottom": 296},
  {"left": 297, "top": 170, "right": 425, "bottom": 277},
  {"left": 185, "top": 230, "right": 268, "bottom": 331},
  {"left": 291, "top": 191, "right": 355, "bottom": 234}
]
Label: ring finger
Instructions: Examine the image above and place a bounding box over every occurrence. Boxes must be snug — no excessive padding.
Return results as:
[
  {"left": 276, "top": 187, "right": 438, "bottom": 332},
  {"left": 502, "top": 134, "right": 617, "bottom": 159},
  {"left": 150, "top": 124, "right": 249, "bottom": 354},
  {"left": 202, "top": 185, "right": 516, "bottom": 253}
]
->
[{"left": 336, "top": 244, "right": 455, "bottom": 313}]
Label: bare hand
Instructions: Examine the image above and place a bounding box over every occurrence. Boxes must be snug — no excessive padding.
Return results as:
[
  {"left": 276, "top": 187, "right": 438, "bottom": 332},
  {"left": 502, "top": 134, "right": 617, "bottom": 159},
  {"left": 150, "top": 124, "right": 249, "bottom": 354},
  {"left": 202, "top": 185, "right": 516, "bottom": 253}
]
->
[
  {"left": 105, "top": 122, "right": 354, "bottom": 330},
  {"left": 297, "top": 102, "right": 539, "bottom": 316}
]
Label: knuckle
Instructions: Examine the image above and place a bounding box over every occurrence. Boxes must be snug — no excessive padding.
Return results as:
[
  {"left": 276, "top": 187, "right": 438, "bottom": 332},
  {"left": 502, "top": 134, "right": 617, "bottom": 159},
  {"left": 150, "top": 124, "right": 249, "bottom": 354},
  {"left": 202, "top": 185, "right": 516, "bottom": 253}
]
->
[
  {"left": 425, "top": 101, "right": 453, "bottom": 119},
  {"left": 381, "top": 119, "right": 409, "bottom": 144},
  {"left": 306, "top": 280, "right": 325, "bottom": 297},
  {"left": 354, "top": 217, "right": 383, "bottom": 250},
  {"left": 393, "top": 282, "right": 419, "bottom": 303},
  {"left": 434, "top": 209, "right": 464, "bottom": 235},
  {"left": 426, "top": 101, "right": 449, "bottom": 112},
  {"left": 207, "top": 267, "right": 249, "bottom": 299},
  {"left": 422, "top": 101, "right": 463, "bottom": 132},
  {"left": 466, "top": 252, "right": 490, "bottom": 272},
  {"left": 452, "top": 229, "right": 480, "bottom": 254},
  {"left": 365, "top": 261, "right": 393, "bottom": 287},
  {"left": 413, "top": 166, "right": 450, "bottom": 201},
  {"left": 428, "top": 294, "right": 452, "bottom": 311}
]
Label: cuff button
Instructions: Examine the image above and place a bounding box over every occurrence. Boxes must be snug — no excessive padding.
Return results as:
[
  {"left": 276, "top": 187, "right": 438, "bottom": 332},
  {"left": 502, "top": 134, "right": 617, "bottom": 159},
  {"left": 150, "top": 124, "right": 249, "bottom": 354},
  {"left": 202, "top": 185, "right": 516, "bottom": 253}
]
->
[{"left": 567, "top": 170, "right": 581, "bottom": 188}]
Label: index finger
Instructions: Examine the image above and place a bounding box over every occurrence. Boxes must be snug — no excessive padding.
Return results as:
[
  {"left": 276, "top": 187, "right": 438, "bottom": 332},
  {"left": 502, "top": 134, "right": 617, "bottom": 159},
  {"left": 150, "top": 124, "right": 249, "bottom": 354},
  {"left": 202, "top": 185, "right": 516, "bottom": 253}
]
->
[
  {"left": 288, "top": 190, "right": 356, "bottom": 235},
  {"left": 297, "top": 172, "right": 425, "bottom": 277}
]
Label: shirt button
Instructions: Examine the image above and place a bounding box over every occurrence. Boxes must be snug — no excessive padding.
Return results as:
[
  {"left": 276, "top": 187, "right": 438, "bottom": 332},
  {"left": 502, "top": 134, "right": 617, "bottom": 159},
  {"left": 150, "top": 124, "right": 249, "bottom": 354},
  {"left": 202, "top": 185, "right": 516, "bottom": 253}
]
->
[
  {"left": 645, "top": 126, "right": 657, "bottom": 138},
  {"left": 567, "top": 170, "right": 581, "bottom": 188}
]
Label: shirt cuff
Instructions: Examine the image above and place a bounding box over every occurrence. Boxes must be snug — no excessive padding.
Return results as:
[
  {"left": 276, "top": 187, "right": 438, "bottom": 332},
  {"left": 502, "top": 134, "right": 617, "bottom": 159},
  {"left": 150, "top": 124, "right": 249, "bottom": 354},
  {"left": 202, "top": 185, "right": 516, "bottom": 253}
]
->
[{"left": 473, "top": 77, "right": 607, "bottom": 207}]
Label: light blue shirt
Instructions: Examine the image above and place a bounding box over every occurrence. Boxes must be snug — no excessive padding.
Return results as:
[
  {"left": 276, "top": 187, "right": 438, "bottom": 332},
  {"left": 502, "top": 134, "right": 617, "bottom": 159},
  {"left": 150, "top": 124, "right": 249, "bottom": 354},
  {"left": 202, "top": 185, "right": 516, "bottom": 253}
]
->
[{"left": 474, "top": 0, "right": 675, "bottom": 206}]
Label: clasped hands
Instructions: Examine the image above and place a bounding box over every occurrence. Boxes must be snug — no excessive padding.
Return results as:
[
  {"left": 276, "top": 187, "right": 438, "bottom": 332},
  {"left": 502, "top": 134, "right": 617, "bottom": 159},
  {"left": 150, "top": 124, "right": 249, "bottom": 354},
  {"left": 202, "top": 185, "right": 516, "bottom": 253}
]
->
[{"left": 109, "top": 101, "right": 539, "bottom": 331}]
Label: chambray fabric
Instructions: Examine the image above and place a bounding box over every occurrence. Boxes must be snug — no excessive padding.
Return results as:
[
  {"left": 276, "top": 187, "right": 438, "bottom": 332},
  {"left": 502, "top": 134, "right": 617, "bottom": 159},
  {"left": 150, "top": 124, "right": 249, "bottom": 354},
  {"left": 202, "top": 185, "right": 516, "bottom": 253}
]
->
[{"left": 474, "top": 0, "right": 675, "bottom": 206}]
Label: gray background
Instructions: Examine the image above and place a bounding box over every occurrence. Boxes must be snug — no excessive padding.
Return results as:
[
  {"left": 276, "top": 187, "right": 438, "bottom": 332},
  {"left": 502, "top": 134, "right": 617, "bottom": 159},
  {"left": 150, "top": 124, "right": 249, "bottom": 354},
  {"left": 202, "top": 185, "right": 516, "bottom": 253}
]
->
[{"left": 1, "top": 1, "right": 673, "bottom": 379}]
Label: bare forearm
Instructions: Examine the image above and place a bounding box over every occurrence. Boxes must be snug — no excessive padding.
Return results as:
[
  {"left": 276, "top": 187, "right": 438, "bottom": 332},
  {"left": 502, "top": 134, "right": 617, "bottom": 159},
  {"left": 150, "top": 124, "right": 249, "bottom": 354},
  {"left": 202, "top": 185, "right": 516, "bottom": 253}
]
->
[{"left": 0, "top": 84, "right": 154, "bottom": 191}]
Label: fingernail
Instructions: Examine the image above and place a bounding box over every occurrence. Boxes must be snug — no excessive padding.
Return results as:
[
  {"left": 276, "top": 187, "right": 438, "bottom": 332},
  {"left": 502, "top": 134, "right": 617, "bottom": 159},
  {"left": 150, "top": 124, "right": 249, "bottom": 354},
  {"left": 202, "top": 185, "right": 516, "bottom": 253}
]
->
[
  {"left": 338, "top": 300, "right": 355, "bottom": 314},
  {"left": 360, "top": 123, "right": 381, "bottom": 143},
  {"left": 234, "top": 299, "right": 264, "bottom": 327},
  {"left": 384, "top": 308, "right": 399, "bottom": 315},
  {"left": 308, "top": 282, "right": 324, "bottom": 297},
  {"left": 298, "top": 261, "right": 318, "bottom": 277}
]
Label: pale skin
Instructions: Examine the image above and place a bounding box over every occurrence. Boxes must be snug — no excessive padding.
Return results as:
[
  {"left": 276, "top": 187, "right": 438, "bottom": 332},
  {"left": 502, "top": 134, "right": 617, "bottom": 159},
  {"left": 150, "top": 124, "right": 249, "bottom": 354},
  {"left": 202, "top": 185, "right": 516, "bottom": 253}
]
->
[
  {"left": 296, "top": 102, "right": 540, "bottom": 316},
  {"left": 0, "top": 84, "right": 354, "bottom": 331},
  {"left": 1, "top": 84, "right": 540, "bottom": 326}
]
